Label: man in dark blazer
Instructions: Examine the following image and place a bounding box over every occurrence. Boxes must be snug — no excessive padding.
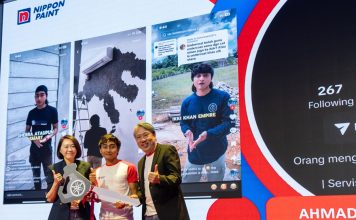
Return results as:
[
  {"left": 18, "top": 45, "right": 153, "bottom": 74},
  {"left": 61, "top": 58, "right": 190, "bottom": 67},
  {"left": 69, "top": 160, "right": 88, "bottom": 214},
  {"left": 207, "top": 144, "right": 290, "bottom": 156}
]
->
[{"left": 134, "top": 122, "right": 190, "bottom": 220}]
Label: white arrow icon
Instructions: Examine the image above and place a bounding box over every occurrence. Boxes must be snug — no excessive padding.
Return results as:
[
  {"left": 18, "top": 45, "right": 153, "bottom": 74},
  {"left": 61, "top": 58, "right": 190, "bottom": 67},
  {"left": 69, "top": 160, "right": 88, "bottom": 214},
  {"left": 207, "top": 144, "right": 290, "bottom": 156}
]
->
[{"left": 334, "top": 123, "right": 350, "bottom": 135}]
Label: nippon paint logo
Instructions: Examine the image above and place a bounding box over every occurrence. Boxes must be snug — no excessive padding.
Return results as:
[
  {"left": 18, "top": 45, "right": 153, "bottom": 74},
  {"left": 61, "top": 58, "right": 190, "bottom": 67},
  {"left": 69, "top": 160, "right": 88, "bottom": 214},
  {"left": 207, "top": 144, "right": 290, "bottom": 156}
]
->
[
  {"left": 17, "top": 0, "right": 65, "bottom": 25},
  {"left": 17, "top": 8, "right": 31, "bottom": 25}
]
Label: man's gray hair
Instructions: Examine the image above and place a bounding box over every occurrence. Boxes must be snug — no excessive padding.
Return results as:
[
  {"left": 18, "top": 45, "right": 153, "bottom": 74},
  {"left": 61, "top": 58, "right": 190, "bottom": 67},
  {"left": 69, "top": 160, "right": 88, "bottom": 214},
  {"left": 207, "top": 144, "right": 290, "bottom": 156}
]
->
[{"left": 134, "top": 122, "right": 156, "bottom": 136}]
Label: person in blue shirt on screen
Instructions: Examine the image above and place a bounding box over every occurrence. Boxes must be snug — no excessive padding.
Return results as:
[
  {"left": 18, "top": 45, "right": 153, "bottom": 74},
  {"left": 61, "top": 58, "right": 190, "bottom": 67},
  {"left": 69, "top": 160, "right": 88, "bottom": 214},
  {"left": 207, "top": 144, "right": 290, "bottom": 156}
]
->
[{"left": 180, "top": 63, "right": 233, "bottom": 182}]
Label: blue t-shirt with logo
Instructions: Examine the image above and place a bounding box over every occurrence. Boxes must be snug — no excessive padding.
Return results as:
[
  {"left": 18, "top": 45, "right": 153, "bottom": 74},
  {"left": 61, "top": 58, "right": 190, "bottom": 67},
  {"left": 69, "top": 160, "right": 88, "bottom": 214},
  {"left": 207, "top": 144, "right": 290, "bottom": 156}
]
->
[{"left": 180, "top": 88, "right": 233, "bottom": 165}]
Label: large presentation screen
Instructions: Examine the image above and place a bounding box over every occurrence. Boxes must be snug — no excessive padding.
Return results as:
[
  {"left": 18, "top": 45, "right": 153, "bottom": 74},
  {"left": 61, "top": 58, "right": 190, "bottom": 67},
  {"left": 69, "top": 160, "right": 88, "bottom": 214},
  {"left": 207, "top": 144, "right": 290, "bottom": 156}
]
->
[
  {"left": 0, "top": 0, "right": 237, "bottom": 205},
  {"left": 5, "top": 0, "right": 356, "bottom": 219}
]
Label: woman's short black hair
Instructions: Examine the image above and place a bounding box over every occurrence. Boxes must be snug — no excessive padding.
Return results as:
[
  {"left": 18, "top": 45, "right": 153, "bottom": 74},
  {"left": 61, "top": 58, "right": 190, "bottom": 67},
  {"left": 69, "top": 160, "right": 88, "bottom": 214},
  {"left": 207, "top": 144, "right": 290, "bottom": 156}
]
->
[{"left": 57, "top": 135, "right": 82, "bottom": 159}]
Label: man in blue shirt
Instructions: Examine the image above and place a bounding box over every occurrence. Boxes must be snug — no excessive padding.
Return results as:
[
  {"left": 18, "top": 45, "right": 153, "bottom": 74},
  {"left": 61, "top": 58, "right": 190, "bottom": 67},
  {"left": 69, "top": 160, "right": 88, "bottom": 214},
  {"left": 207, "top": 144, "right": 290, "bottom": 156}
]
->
[{"left": 180, "top": 63, "right": 233, "bottom": 182}]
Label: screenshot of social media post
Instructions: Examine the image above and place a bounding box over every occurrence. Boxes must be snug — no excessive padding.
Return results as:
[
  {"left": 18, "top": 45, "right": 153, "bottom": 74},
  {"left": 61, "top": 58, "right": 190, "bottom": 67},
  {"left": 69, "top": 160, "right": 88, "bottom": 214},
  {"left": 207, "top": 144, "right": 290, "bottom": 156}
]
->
[
  {"left": 151, "top": 9, "right": 240, "bottom": 198},
  {"left": 5, "top": 43, "right": 71, "bottom": 203},
  {"left": 73, "top": 28, "right": 146, "bottom": 167}
]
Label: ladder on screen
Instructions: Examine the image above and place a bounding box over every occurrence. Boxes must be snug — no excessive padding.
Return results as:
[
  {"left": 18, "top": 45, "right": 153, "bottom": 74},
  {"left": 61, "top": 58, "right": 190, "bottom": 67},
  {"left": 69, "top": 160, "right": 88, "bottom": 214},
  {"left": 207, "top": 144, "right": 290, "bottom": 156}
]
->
[{"left": 73, "top": 94, "right": 90, "bottom": 159}]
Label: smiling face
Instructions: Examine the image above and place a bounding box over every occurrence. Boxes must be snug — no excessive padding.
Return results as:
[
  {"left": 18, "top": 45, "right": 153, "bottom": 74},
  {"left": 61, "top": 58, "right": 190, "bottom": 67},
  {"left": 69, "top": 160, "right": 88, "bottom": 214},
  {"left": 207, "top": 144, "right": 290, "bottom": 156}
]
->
[
  {"left": 59, "top": 138, "right": 77, "bottom": 164},
  {"left": 134, "top": 126, "right": 157, "bottom": 155},
  {"left": 35, "top": 91, "right": 47, "bottom": 108},
  {"left": 193, "top": 73, "right": 212, "bottom": 95},
  {"left": 100, "top": 141, "right": 119, "bottom": 163}
]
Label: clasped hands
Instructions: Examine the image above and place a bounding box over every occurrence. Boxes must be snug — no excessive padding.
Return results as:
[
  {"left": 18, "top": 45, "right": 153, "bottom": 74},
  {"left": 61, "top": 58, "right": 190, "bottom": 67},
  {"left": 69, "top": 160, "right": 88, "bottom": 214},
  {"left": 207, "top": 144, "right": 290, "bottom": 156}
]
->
[
  {"left": 34, "top": 135, "right": 51, "bottom": 148},
  {"left": 185, "top": 130, "right": 207, "bottom": 152}
]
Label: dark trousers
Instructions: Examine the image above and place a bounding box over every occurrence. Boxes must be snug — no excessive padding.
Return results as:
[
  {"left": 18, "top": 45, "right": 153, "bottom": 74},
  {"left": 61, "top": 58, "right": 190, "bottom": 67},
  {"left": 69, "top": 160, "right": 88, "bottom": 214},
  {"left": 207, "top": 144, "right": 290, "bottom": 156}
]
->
[{"left": 30, "top": 144, "right": 52, "bottom": 190}]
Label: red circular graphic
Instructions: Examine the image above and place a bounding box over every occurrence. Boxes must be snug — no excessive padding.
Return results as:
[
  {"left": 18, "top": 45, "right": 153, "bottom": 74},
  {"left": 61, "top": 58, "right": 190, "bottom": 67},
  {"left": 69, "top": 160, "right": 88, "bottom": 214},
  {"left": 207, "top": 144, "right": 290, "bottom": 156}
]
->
[
  {"left": 207, "top": 198, "right": 260, "bottom": 220},
  {"left": 239, "top": 0, "right": 299, "bottom": 196}
]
